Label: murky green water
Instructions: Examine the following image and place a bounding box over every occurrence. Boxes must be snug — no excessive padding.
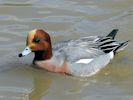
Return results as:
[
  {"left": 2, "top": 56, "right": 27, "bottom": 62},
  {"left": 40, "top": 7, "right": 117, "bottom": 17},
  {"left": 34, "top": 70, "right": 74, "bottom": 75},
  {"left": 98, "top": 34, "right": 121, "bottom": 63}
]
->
[{"left": 0, "top": 0, "right": 133, "bottom": 100}]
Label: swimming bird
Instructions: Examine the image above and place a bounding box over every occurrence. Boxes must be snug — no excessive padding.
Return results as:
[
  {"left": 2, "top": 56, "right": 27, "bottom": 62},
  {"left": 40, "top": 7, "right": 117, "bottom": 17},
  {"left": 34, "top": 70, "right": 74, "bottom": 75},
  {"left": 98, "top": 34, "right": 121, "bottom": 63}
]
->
[{"left": 18, "top": 29, "right": 129, "bottom": 77}]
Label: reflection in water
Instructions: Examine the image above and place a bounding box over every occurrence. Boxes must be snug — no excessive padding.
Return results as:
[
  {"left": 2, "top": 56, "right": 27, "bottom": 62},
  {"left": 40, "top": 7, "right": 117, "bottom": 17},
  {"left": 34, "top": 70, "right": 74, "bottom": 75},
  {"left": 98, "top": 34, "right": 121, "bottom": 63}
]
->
[
  {"left": 0, "top": 0, "right": 133, "bottom": 100},
  {"left": 28, "top": 67, "right": 52, "bottom": 100},
  {"left": 0, "top": 66, "right": 52, "bottom": 99}
]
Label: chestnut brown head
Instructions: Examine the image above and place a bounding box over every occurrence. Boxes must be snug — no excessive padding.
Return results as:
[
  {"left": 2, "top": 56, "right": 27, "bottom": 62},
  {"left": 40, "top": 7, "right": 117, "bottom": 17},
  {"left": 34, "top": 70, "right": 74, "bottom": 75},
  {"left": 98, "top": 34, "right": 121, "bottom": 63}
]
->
[{"left": 18, "top": 29, "right": 52, "bottom": 62}]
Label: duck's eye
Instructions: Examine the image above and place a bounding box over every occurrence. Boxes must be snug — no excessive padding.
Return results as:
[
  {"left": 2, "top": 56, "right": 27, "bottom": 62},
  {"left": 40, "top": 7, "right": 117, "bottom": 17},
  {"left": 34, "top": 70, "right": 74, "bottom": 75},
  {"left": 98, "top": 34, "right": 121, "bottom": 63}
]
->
[{"left": 33, "top": 38, "right": 40, "bottom": 43}]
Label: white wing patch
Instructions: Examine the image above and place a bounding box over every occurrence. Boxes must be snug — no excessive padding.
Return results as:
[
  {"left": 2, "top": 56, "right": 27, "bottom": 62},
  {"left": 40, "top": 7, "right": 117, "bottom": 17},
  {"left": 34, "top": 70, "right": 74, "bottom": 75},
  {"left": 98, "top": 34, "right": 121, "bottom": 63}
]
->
[{"left": 76, "top": 58, "right": 93, "bottom": 64}]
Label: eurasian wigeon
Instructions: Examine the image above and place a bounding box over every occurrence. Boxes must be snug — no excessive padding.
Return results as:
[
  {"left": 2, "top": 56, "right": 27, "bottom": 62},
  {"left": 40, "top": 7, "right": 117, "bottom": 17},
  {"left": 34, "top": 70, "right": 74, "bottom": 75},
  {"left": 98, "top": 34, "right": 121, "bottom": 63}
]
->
[{"left": 18, "top": 29, "right": 129, "bottom": 77}]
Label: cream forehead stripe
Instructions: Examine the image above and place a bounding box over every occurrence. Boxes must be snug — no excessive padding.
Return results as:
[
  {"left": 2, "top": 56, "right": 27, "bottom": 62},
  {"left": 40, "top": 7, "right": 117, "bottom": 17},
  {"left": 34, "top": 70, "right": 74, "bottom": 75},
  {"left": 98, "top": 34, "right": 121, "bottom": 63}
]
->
[
  {"left": 27, "top": 29, "right": 37, "bottom": 45},
  {"left": 18, "top": 29, "right": 37, "bottom": 57}
]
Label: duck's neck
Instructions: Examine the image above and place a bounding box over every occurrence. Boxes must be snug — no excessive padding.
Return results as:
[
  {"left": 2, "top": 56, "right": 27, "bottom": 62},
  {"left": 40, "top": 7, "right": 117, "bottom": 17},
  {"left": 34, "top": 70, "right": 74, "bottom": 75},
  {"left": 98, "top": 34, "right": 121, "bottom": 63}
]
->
[{"left": 33, "top": 48, "right": 52, "bottom": 64}]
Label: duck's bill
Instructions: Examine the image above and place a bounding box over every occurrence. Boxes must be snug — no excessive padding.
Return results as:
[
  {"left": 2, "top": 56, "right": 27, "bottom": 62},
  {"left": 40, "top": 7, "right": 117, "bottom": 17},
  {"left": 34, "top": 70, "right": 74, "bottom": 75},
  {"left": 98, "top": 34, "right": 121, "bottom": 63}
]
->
[{"left": 18, "top": 46, "right": 31, "bottom": 57}]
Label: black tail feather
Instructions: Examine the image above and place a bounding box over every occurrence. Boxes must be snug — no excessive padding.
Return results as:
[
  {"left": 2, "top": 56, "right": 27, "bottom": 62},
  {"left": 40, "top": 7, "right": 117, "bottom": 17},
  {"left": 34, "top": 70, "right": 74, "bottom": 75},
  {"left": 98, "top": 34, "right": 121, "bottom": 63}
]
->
[
  {"left": 107, "top": 29, "right": 119, "bottom": 39},
  {"left": 114, "top": 40, "right": 130, "bottom": 53}
]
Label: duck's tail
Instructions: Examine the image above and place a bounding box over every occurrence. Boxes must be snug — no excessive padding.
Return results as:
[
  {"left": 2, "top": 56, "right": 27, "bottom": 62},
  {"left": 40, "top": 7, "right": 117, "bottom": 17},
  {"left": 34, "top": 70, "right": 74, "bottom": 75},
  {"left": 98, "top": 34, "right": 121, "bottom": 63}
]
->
[
  {"left": 114, "top": 40, "right": 130, "bottom": 53},
  {"left": 106, "top": 29, "right": 119, "bottom": 39},
  {"left": 98, "top": 29, "right": 129, "bottom": 54},
  {"left": 106, "top": 29, "right": 130, "bottom": 53}
]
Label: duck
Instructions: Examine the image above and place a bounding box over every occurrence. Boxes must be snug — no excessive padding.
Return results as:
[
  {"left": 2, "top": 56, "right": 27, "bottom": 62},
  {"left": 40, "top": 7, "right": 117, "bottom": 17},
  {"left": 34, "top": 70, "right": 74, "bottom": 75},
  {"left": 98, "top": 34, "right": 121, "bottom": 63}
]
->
[{"left": 18, "top": 29, "right": 129, "bottom": 77}]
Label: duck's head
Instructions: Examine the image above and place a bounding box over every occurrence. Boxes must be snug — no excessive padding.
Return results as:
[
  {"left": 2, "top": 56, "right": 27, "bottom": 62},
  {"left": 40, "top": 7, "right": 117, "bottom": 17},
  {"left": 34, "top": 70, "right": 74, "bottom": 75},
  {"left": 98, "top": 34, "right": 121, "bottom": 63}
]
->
[{"left": 18, "top": 29, "right": 52, "bottom": 63}]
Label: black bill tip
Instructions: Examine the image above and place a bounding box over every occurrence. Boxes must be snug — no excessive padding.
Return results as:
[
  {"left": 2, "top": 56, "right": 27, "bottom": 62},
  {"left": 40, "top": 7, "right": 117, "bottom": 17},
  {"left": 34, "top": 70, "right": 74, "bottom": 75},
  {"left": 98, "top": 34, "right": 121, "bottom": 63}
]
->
[{"left": 18, "top": 53, "right": 23, "bottom": 57}]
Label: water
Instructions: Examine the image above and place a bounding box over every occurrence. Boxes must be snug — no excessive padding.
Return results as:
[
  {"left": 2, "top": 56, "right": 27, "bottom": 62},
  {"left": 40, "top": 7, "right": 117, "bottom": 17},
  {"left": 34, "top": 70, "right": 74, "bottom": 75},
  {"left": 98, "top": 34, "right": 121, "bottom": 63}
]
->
[{"left": 0, "top": 0, "right": 133, "bottom": 100}]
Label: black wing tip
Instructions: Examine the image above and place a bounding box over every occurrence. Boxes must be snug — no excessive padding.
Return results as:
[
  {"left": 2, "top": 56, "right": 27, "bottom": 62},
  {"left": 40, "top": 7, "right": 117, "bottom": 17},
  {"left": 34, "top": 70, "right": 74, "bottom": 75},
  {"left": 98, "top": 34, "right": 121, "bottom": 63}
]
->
[
  {"left": 112, "top": 29, "right": 119, "bottom": 32},
  {"left": 110, "top": 29, "right": 119, "bottom": 33},
  {"left": 107, "top": 29, "right": 119, "bottom": 39}
]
